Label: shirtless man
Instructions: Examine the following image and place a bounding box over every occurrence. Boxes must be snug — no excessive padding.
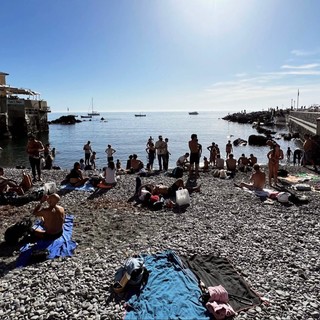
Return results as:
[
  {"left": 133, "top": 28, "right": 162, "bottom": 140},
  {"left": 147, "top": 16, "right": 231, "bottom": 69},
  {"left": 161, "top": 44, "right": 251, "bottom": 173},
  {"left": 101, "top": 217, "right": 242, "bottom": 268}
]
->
[
  {"left": 267, "top": 142, "right": 284, "bottom": 185},
  {"left": 248, "top": 154, "right": 257, "bottom": 166},
  {"left": 176, "top": 153, "right": 190, "bottom": 170},
  {"left": 239, "top": 164, "right": 266, "bottom": 191},
  {"left": 226, "top": 140, "right": 233, "bottom": 159},
  {"left": 33, "top": 193, "right": 65, "bottom": 239},
  {"left": 26, "top": 134, "right": 44, "bottom": 182},
  {"left": 226, "top": 154, "right": 237, "bottom": 178},
  {"left": 83, "top": 141, "right": 92, "bottom": 166},
  {"left": 189, "top": 134, "right": 201, "bottom": 177}
]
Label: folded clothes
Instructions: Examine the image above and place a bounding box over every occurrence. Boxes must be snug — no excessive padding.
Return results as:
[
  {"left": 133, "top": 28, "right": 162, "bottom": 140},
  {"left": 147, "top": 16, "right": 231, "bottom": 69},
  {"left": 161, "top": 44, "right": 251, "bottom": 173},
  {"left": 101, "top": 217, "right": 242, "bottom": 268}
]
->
[
  {"left": 206, "top": 301, "right": 235, "bottom": 320},
  {"left": 208, "top": 285, "right": 229, "bottom": 303}
]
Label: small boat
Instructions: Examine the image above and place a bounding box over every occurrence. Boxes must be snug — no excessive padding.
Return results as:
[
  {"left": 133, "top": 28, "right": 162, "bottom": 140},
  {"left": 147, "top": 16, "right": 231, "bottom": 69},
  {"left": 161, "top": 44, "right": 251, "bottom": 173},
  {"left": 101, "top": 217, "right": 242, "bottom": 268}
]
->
[
  {"left": 81, "top": 115, "right": 92, "bottom": 119},
  {"left": 135, "top": 113, "right": 146, "bottom": 117},
  {"left": 88, "top": 111, "right": 100, "bottom": 116},
  {"left": 189, "top": 111, "right": 199, "bottom": 115},
  {"left": 87, "top": 98, "right": 100, "bottom": 116}
]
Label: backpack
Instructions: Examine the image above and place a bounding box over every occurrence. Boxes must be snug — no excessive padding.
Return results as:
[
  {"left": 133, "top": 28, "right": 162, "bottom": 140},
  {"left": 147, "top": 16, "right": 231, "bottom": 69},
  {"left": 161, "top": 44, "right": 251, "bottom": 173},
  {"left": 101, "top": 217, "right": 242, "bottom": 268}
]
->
[
  {"left": 171, "top": 167, "right": 184, "bottom": 178},
  {"left": 4, "top": 218, "right": 32, "bottom": 245},
  {"left": 186, "top": 176, "right": 197, "bottom": 189}
]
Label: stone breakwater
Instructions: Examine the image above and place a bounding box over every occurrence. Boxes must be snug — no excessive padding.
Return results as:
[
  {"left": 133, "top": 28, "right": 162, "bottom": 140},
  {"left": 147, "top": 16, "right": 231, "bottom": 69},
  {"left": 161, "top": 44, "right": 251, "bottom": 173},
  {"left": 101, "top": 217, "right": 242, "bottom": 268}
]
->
[{"left": 0, "top": 167, "right": 319, "bottom": 319}]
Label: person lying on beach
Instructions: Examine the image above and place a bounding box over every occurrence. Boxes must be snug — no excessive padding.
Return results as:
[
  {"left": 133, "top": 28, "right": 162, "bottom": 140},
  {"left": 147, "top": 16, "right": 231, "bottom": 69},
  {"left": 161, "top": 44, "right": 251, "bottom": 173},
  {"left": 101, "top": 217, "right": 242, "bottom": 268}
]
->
[
  {"left": 134, "top": 176, "right": 200, "bottom": 200},
  {"left": 0, "top": 167, "right": 32, "bottom": 195},
  {"left": 32, "top": 193, "right": 65, "bottom": 240},
  {"left": 65, "top": 162, "right": 89, "bottom": 187},
  {"left": 236, "top": 164, "right": 266, "bottom": 191}
]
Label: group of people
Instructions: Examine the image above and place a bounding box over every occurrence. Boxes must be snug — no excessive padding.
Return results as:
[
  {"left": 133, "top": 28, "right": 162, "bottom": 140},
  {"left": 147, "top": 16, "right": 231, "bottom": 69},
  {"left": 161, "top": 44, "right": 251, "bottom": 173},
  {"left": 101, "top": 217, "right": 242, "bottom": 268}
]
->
[
  {"left": 71, "top": 132, "right": 319, "bottom": 192},
  {"left": 145, "top": 135, "right": 170, "bottom": 171}
]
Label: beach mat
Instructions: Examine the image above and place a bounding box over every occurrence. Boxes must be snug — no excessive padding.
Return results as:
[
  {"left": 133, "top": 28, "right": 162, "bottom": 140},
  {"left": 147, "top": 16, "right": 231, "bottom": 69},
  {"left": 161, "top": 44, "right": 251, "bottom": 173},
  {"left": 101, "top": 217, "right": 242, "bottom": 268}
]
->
[
  {"left": 60, "top": 182, "right": 95, "bottom": 192},
  {"left": 16, "top": 215, "right": 77, "bottom": 268},
  {"left": 182, "top": 254, "right": 263, "bottom": 313},
  {"left": 125, "top": 250, "right": 210, "bottom": 320}
]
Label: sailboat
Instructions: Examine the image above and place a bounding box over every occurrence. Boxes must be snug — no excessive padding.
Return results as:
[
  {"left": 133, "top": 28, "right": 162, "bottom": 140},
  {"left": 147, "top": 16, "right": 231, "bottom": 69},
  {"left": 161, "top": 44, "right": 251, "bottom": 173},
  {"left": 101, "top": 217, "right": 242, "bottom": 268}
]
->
[{"left": 87, "top": 98, "right": 100, "bottom": 116}]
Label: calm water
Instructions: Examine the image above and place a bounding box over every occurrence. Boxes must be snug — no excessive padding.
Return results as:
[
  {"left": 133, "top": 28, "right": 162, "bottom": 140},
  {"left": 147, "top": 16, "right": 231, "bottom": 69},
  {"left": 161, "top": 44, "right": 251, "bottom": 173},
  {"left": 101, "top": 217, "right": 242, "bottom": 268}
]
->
[{"left": 0, "top": 111, "right": 301, "bottom": 170}]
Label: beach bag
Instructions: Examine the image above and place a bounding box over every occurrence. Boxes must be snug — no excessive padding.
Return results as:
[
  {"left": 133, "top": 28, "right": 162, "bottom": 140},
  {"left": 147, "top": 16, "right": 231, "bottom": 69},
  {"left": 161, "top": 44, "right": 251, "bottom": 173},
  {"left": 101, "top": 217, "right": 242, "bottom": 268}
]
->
[
  {"left": 171, "top": 167, "right": 183, "bottom": 178},
  {"left": 176, "top": 188, "right": 190, "bottom": 206},
  {"left": 113, "top": 257, "right": 146, "bottom": 294},
  {"left": 4, "top": 218, "right": 32, "bottom": 245}
]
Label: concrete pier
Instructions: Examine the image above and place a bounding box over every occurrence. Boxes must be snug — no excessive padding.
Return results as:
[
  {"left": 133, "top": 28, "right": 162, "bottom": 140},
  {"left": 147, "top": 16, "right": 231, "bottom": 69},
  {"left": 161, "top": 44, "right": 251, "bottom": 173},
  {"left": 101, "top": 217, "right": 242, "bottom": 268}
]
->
[{"left": 288, "top": 111, "right": 320, "bottom": 137}]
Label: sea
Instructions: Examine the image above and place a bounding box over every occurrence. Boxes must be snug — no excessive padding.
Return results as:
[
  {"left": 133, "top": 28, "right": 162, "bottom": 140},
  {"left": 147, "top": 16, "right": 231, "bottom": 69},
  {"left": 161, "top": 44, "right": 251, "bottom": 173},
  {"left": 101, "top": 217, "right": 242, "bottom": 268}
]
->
[{"left": 0, "top": 111, "right": 302, "bottom": 170}]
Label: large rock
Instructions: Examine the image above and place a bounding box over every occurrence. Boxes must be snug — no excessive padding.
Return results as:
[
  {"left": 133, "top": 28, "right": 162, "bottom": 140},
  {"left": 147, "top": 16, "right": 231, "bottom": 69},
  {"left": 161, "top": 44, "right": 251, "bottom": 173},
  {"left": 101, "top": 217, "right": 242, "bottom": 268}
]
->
[
  {"left": 49, "top": 115, "right": 81, "bottom": 125},
  {"left": 233, "top": 138, "right": 247, "bottom": 146},
  {"left": 248, "top": 135, "right": 268, "bottom": 146}
]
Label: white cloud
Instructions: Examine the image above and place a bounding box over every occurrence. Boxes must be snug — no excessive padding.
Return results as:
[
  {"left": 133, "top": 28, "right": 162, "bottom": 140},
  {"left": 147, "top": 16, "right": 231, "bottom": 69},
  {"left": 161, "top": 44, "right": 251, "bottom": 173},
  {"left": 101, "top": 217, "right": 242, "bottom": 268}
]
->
[
  {"left": 281, "top": 63, "right": 320, "bottom": 69},
  {"left": 291, "top": 49, "right": 320, "bottom": 56}
]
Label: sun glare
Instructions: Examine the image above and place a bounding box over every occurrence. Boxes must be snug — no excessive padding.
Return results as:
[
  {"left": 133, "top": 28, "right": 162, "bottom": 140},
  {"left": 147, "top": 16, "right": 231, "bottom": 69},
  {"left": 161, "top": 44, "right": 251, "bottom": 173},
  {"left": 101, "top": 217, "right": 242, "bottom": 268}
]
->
[{"left": 170, "top": 0, "right": 254, "bottom": 38}]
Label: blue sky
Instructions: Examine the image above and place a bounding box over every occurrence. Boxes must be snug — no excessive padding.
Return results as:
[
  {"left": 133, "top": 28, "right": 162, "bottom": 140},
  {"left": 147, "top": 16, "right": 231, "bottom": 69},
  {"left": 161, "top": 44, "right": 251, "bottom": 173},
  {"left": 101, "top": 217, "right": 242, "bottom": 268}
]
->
[{"left": 1, "top": 0, "right": 320, "bottom": 112}]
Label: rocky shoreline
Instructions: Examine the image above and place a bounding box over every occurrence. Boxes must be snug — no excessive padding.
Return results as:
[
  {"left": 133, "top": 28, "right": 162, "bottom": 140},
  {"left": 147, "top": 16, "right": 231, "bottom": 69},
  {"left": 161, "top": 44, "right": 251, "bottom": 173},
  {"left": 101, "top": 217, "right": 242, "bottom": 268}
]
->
[{"left": 0, "top": 166, "right": 319, "bottom": 319}]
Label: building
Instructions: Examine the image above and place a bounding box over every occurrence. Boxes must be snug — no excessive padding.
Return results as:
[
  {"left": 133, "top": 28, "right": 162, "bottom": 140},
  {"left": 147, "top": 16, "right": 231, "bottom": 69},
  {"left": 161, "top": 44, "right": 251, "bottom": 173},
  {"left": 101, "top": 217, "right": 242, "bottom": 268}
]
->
[{"left": 0, "top": 72, "right": 50, "bottom": 138}]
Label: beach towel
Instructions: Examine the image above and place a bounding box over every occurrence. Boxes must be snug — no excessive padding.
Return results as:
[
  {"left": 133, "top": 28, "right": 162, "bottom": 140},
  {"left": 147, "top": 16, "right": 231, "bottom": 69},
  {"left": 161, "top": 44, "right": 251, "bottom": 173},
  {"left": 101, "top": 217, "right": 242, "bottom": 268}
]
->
[
  {"left": 60, "top": 182, "right": 95, "bottom": 192},
  {"left": 16, "top": 215, "right": 77, "bottom": 268},
  {"left": 278, "top": 173, "right": 318, "bottom": 185},
  {"left": 238, "top": 186, "right": 276, "bottom": 200},
  {"left": 182, "top": 254, "right": 263, "bottom": 313},
  {"left": 125, "top": 250, "right": 210, "bottom": 320}
]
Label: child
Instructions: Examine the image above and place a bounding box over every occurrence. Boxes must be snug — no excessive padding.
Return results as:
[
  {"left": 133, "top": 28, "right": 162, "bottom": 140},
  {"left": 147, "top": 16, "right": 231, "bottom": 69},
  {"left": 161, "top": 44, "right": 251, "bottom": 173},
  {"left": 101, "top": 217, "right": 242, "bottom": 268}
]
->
[
  {"left": 116, "top": 159, "right": 122, "bottom": 170},
  {"left": 286, "top": 147, "right": 292, "bottom": 162},
  {"left": 90, "top": 152, "right": 97, "bottom": 170},
  {"left": 203, "top": 156, "right": 209, "bottom": 172},
  {"left": 79, "top": 159, "right": 85, "bottom": 170}
]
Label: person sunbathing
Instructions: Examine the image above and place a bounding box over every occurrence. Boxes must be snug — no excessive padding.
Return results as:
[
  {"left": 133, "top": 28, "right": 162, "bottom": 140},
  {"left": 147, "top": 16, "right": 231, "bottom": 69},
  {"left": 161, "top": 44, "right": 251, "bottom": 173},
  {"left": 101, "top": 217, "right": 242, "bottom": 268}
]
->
[
  {"left": 0, "top": 167, "right": 32, "bottom": 195},
  {"left": 66, "top": 162, "right": 89, "bottom": 187},
  {"left": 32, "top": 193, "right": 65, "bottom": 239},
  {"left": 238, "top": 164, "right": 266, "bottom": 191},
  {"left": 135, "top": 177, "right": 200, "bottom": 199}
]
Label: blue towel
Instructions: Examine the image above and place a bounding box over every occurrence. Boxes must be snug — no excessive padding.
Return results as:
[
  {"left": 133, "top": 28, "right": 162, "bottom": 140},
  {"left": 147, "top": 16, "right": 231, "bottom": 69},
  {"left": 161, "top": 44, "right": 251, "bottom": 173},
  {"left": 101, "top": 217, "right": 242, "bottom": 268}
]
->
[
  {"left": 16, "top": 215, "right": 77, "bottom": 268},
  {"left": 125, "top": 250, "right": 210, "bottom": 320},
  {"left": 60, "top": 182, "right": 95, "bottom": 192}
]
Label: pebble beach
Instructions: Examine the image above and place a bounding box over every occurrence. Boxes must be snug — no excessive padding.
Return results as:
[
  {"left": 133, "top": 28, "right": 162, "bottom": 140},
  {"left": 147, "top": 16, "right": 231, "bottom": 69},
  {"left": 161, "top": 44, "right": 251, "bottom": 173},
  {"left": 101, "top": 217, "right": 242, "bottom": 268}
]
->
[{"left": 0, "top": 166, "right": 320, "bottom": 320}]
